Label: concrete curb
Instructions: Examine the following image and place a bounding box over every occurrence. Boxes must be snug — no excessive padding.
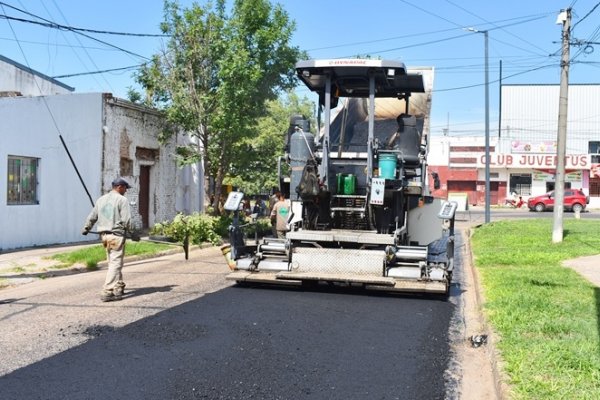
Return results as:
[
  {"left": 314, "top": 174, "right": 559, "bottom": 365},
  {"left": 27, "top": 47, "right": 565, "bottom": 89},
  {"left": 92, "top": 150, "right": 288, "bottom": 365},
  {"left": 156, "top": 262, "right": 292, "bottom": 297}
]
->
[{"left": 464, "top": 227, "right": 510, "bottom": 400}]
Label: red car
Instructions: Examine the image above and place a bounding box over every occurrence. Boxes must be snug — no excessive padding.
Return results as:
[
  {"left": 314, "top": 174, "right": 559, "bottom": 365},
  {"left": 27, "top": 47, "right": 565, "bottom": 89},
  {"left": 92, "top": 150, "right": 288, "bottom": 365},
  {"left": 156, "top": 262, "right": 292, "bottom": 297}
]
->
[{"left": 527, "top": 189, "right": 590, "bottom": 213}]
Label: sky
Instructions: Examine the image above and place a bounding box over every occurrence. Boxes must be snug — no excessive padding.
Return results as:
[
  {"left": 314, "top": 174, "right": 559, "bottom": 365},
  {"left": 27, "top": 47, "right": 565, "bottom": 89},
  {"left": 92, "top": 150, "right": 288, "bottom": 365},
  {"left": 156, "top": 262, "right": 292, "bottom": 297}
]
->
[{"left": 1, "top": 0, "right": 599, "bottom": 136}]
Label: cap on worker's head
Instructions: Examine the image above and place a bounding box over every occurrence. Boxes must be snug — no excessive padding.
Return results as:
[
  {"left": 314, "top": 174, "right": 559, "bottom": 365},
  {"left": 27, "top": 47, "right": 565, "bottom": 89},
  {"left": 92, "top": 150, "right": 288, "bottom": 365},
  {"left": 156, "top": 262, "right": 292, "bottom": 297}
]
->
[{"left": 112, "top": 177, "right": 131, "bottom": 189}]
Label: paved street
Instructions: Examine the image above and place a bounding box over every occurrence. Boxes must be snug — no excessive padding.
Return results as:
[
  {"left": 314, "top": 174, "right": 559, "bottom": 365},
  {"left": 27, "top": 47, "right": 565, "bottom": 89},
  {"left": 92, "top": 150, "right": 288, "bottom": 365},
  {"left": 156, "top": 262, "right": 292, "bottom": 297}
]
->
[{"left": 0, "top": 233, "right": 488, "bottom": 400}]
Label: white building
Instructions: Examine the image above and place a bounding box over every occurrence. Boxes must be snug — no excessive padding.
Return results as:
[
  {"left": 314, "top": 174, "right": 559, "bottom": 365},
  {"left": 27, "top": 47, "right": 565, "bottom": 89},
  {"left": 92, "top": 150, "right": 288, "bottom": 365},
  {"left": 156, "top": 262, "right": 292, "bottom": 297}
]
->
[
  {"left": 0, "top": 54, "right": 73, "bottom": 96},
  {"left": 428, "top": 84, "right": 600, "bottom": 209},
  {"left": 499, "top": 84, "right": 599, "bottom": 206},
  {"left": 1, "top": 56, "right": 204, "bottom": 251}
]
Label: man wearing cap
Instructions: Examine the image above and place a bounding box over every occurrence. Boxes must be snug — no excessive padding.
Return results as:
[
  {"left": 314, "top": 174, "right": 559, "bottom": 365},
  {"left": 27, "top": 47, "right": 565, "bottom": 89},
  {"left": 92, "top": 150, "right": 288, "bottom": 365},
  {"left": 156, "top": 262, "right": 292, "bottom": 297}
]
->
[{"left": 82, "top": 177, "right": 135, "bottom": 302}]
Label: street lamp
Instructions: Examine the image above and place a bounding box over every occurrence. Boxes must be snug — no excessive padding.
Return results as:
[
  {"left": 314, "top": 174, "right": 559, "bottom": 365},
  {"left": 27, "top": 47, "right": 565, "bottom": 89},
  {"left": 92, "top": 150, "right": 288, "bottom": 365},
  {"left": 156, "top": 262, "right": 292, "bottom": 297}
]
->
[{"left": 467, "top": 27, "right": 490, "bottom": 223}]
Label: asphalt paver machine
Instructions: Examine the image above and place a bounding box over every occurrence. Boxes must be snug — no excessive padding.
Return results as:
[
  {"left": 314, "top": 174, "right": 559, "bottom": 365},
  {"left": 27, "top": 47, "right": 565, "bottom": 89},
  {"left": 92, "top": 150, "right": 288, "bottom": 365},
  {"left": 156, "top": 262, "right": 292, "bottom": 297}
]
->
[{"left": 223, "top": 59, "right": 457, "bottom": 295}]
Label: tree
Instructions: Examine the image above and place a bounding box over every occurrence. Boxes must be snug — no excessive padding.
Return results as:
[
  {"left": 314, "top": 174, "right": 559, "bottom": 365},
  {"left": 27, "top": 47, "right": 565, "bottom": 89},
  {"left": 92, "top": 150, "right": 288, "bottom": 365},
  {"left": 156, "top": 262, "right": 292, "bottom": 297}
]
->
[
  {"left": 135, "top": 0, "right": 305, "bottom": 213},
  {"left": 227, "top": 91, "right": 315, "bottom": 195}
]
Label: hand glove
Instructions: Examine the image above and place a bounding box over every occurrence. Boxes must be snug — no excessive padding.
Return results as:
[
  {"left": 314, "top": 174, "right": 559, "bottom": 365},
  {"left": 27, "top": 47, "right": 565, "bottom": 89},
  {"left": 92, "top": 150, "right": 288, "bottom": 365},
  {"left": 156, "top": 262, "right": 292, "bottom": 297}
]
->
[{"left": 81, "top": 228, "right": 89, "bottom": 236}]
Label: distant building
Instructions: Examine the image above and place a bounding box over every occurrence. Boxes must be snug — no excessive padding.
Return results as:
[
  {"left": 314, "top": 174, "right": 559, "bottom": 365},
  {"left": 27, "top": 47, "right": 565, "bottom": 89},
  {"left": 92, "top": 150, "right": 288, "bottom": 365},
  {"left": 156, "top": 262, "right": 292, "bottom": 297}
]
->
[
  {"left": 0, "top": 54, "right": 74, "bottom": 96},
  {"left": 428, "top": 84, "right": 600, "bottom": 208}
]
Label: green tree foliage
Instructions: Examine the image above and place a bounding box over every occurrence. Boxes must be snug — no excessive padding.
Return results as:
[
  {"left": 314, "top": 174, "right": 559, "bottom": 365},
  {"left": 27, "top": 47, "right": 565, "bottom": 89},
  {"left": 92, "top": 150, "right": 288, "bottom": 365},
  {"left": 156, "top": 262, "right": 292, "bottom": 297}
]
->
[
  {"left": 227, "top": 91, "right": 315, "bottom": 195},
  {"left": 134, "top": 0, "right": 305, "bottom": 212}
]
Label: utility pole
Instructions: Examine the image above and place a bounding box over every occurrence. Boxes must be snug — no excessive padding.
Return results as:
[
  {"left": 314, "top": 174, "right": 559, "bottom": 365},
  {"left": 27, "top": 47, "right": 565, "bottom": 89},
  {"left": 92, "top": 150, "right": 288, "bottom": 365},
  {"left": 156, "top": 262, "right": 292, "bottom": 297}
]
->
[
  {"left": 553, "top": 8, "right": 571, "bottom": 243},
  {"left": 484, "top": 30, "right": 490, "bottom": 224},
  {"left": 466, "top": 27, "right": 490, "bottom": 222}
]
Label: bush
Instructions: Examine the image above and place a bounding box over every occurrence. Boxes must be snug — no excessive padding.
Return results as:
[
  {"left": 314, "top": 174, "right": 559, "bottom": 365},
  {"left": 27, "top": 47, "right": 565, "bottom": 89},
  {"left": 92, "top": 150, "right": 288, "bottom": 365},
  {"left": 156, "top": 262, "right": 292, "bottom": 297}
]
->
[
  {"left": 150, "top": 213, "right": 222, "bottom": 246},
  {"left": 243, "top": 217, "right": 272, "bottom": 237},
  {"left": 150, "top": 212, "right": 273, "bottom": 247},
  {"left": 212, "top": 214, "right": 233, "bottom": 237}
]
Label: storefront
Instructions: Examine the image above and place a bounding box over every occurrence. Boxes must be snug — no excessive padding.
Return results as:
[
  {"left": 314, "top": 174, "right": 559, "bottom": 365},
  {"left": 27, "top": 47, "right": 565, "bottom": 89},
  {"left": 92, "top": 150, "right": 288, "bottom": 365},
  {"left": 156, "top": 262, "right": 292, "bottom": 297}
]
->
[{"left": 476, "top": 152, "right": 591, "bottom": 203}]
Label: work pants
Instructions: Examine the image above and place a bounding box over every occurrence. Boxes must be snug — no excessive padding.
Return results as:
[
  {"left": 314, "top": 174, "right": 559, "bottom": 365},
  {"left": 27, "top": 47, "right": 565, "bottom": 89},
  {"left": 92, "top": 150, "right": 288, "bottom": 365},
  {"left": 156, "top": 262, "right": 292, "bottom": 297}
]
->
[{"left": 101, "top": 233, "right": 126, "bottom": 294}]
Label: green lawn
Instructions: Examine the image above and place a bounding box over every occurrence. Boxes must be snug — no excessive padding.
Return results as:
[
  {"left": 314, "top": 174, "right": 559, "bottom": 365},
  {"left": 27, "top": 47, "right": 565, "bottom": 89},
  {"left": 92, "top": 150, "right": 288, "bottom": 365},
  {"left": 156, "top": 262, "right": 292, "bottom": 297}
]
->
[
  {"left": 470, "top": 219, "right": 600, "bottom": 400},
  {"left": 49, "top": 241, "right": 178, "bottom": 270}
]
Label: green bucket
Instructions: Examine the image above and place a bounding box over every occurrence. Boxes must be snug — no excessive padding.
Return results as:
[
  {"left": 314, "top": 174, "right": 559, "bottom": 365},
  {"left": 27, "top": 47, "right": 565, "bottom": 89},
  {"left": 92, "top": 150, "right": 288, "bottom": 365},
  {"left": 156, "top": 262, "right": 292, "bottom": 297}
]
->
[{"left": 343, "top": 174, "right": 356, "bottom": 195}]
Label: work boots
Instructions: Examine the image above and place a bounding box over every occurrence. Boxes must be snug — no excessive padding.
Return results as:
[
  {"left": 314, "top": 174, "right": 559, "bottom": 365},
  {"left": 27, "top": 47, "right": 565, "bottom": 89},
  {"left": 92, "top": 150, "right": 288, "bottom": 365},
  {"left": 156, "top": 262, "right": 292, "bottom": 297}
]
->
[
  {"left": 100, "top": 282, "right": 126, "bottom": 302},
  {"left": 113, "top": 281, "right": 126, "bottom": 298}
]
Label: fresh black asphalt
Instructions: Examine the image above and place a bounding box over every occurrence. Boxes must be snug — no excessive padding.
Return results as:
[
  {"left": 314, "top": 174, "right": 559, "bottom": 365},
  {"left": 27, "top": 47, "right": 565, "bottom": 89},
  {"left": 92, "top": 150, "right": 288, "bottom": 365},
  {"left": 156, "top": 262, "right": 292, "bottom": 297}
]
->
[{"left": 1, "top": 281, "right": 457, "bottom": 400}]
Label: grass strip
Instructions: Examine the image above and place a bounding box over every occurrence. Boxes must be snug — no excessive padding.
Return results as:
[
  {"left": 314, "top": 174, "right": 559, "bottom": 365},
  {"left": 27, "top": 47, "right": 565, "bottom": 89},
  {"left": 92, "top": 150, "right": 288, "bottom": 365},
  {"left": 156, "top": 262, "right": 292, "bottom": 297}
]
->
[
  {"left": 49, "top": 241, "right": 177, "bottom": 270},
  {"left": 471, "top": 219, "right": 600, "bottom": 400}
]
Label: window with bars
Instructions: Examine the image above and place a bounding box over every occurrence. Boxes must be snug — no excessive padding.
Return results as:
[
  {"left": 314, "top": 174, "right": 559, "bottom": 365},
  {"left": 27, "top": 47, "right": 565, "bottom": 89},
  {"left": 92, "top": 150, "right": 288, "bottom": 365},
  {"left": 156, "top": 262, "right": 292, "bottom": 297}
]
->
[{"left": 7, "top": 156, "right": 39, "bottom": 205}]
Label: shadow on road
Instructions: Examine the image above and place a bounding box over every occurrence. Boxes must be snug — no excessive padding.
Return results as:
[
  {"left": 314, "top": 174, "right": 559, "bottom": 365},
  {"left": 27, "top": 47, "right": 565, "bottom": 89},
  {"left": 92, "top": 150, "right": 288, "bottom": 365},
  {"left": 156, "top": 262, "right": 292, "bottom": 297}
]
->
[
  {"left": 0, "top": 298, "right": 23, "bottom": 305},
  {"left": 123, "top": 285, "right": 177, "bottom": 300}
]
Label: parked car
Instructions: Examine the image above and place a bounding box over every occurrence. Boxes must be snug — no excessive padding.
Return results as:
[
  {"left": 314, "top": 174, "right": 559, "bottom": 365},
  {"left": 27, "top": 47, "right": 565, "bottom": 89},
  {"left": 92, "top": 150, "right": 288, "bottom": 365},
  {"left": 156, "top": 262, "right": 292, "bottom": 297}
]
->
[{"left": 527, "top": 189, "right": 590, "bottom": 213}]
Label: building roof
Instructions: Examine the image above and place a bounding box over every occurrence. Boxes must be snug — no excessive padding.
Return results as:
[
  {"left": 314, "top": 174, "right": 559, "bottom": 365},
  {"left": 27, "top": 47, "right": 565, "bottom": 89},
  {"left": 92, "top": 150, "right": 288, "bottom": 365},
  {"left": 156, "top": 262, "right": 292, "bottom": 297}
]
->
[{"left": 0, "top": 54, "right": 75, "bottom": 92}]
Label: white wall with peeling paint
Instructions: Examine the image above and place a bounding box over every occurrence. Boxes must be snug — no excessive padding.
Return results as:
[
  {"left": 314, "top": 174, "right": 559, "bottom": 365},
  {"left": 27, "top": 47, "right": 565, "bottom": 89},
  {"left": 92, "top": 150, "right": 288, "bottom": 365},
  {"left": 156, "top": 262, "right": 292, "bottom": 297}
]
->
[{"left": 0, "top": 93, "right": 204, "bottom": 251}]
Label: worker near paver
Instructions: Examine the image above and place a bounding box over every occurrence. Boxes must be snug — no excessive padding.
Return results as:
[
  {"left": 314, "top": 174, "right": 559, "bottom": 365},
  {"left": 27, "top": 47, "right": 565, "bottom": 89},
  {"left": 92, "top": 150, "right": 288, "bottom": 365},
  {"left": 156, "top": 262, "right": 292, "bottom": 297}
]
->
[
  {"left": 270, "top": 192, "right": 290, "bottom": 239},
  {"left": 81, "top": 177, "right": 137, "bottom": 302},
  {"left": 269, "top": 190, "right": 281, "bottom": 236}
]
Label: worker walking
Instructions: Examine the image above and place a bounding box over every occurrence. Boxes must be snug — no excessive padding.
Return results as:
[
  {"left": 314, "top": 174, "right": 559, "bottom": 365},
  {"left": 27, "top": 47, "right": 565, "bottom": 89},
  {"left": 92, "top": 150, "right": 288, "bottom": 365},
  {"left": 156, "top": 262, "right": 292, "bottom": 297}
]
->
[
  {"left": 270, "top": 192, "right": 290, "bottom": 239},
  {"left": 82, "top": 177, "right": 137, "bottom": 302}
]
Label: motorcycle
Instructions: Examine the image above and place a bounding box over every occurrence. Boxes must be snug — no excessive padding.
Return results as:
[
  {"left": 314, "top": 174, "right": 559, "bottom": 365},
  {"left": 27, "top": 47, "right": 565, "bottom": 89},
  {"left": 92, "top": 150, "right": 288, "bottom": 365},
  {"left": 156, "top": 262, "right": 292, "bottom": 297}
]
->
[{"left": 504, "top": 196, "right": 525, "bottom": 208}]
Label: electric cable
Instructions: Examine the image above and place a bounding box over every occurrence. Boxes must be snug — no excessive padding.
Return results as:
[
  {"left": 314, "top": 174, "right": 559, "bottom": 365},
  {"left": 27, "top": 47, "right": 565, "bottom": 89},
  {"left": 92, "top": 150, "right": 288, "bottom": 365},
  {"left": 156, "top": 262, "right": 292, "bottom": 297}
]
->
[
  {"left": 0, "top": 3, "right": 150, "bottom": 60},
  {"left": 1, "top": 2, "right": 94, "bottom": 206}
]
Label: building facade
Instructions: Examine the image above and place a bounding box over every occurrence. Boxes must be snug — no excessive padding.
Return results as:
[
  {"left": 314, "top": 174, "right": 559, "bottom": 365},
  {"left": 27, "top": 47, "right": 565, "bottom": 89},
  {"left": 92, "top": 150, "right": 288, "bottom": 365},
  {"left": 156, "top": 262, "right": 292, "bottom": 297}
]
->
[
  {"left": 1, "top": 55, "right": 204, "bottom": 251},
  {"left": 1, "top": 93, "right": 204, "bottom": 251},
  {"left": 429, "top": 84, "right": 600, "bottom": 208}
]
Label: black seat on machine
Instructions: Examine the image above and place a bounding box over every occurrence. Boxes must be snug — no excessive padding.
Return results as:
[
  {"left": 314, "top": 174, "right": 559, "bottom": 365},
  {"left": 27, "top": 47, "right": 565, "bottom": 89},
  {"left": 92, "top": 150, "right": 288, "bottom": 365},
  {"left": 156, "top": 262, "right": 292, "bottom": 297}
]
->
[{"left": 389, "top": 114, "right": 422, "bottom": 166}]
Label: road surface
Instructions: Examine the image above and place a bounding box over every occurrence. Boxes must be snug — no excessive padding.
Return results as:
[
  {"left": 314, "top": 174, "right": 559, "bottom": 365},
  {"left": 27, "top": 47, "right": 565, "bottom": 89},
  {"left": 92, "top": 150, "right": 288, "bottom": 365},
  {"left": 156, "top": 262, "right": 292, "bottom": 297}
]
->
[{"left": 0, "top": 232, "right": 491, "bottom": 400}]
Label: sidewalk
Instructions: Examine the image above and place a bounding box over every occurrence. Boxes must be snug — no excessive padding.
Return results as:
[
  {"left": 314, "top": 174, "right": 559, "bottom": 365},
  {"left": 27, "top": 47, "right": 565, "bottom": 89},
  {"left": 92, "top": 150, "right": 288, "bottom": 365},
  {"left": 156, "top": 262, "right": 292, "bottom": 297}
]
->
[
  {"left": 563, "top": 255, "right": 600, "bottom": 287},
  {"left": 0, "top": 242, "right": 97, "bottom": 286},
  {"left": 0, "top": 239, "right": 188, "bottom": 288}
]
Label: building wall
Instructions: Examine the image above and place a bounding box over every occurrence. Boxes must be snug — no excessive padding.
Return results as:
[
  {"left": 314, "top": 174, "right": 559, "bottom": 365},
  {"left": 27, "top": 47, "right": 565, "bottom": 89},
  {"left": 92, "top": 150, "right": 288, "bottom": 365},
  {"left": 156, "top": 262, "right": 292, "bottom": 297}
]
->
[
  {"left": 0, "top": 55, "right": 73, "bottom": 96},
  {"left": 501, "top": 84, "right": 600, "bottom": 153},
  {"left": 103, "top": 96, "right": 176, "bottom": 228},
  {"left": 0, "top": 93, "right": 104, "bottom": 250},
  {"left": 500, "top": 84, "right": 600, "bottom": 208},
  {"left": 428, "top": 84, "right": 600, "bottom": 209},
  {"left": 1, "top": 93, "right": 204, "bottom": 251}
]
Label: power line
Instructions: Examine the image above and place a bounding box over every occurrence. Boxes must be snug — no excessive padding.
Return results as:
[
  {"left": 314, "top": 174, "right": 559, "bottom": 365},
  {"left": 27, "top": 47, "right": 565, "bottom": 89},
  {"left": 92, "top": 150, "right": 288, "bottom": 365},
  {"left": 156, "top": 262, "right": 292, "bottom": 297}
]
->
[
  {"left": 0, "top": 35, "right": 144, "bottom": 53},
  {"left": 43, "top": 0, "right": 112, "bottom": 92},
  {"left": 53, "top": 64, "right": 141, "bottom": 78},
  {"left": 339, "top": 15, "right": 551, "bottom": 59},
  {"left": 0, "top": 3, "right": 151, "bottom": 60},
  {"left": 398, "top": 0, "right": 465, "bottom": 29},
  {"left": 0, "top": 2, "right": 167, "bottom": 37},
  {"left": 307, "top": 12, "right": 555, "bottom": 54},
  {"left": 444, "top": 0, "right": 553, "bottom": 55},
  {"left": 433, "top": 64, "right": 556, "bottom": 92},
  {"left": 0, "top": 1, "right": 94, "bottom": 205},
  {"left": 0, "top": 14, "right": 167, "bottom": 37},
  {"left": 572, "top": 1, "right": 600, "bottom": 30}
]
